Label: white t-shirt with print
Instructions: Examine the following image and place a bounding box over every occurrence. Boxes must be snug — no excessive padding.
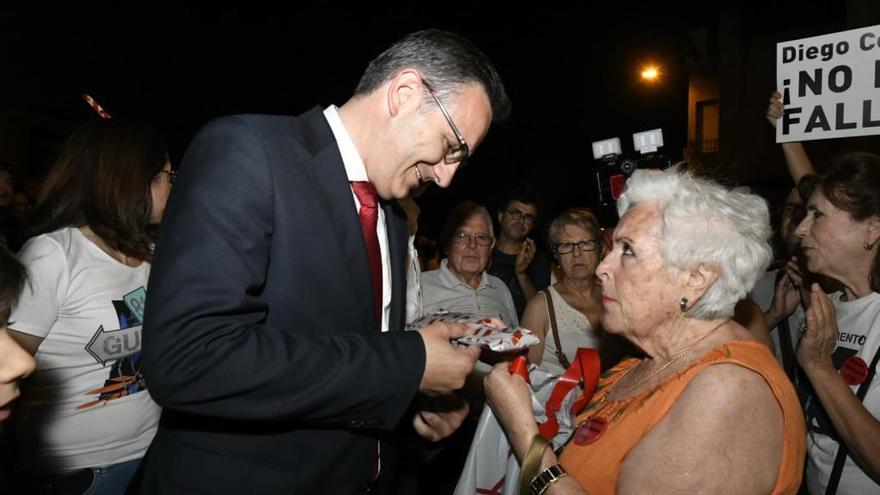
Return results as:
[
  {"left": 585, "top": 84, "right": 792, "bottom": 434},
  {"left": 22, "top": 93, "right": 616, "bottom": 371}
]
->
[
  {"left": 10, "top": 227, "right": 160, "bottom": 473},
  {"left": 804, "top": 291, "right": 880, "bottom": 494}
]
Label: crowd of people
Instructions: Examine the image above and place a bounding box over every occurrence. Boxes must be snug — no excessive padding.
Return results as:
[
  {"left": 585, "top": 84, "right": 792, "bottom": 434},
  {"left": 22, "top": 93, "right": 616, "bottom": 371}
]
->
[{"left": 0, "top": 29, "right": 877, "bottom": 495}]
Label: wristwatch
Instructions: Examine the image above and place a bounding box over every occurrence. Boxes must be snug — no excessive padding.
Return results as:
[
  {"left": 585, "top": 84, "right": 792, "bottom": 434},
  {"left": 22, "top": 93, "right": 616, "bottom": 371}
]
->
[{"left": 529, "top": 464, "right": 567, "bottom": 495}]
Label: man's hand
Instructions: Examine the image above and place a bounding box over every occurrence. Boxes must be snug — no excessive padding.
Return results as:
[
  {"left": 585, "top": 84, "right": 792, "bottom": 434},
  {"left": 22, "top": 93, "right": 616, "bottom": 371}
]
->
[
  {"left": 514, "top": 238, "right": 536, "bottom": 275},
  {"left": 418, "top": 322, "right": 481, "bottom": 393},
  {"left": 412, "top": 393, "right": 469, "bottom": 442},
  {"left": 765, "top": 263, "right": 802, "bottom": 328}
]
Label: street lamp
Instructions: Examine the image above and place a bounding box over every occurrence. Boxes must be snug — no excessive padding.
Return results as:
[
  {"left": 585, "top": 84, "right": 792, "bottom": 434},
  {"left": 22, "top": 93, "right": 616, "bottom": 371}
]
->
[{"left": 640, "top": 66, "right": 659, "bottom": 81}]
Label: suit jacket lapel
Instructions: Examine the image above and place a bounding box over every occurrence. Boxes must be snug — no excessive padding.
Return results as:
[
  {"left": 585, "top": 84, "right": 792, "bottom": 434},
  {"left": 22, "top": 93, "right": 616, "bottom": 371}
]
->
[
  {"left": 383, "top": 201, "right": 407, "bottom": 332},
  {"left": 297, "top": 108, "right": 377, "bottom": 331}
]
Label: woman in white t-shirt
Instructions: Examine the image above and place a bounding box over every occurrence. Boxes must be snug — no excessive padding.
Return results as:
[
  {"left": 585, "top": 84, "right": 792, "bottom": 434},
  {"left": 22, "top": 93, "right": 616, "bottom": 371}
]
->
[
  {"left": 522, "top": 208, "right": 605, "bottom": 376},
  {"left": 794, "top": 152, "right": 880, "bottom": 494},
  {"left": 7, "top": 119, "right": 173, "bottom": 494}
]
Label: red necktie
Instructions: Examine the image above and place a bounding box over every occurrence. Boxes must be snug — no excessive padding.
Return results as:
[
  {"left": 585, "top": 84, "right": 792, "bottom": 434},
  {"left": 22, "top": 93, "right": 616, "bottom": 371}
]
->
[
  {"left": 351, "top": 181, "right": 384, "bottom": 487},
  {"left": 350, "top": 181, "right": 382, "bottom": 327}
]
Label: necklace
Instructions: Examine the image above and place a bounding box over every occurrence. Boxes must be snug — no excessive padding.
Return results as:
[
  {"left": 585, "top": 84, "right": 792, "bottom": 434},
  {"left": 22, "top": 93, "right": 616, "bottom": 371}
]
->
[{"left": 610, "top": 319, "right": 729, "bottom": 400}]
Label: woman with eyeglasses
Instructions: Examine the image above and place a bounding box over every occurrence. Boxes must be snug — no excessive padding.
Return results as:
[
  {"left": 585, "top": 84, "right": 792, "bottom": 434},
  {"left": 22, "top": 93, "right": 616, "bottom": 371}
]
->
[
  {"left": 521, "top": 208, "right": 605, "bottom": 375},
  {"left": 6, "top": 119, "right": 173, "bottom": 494}
]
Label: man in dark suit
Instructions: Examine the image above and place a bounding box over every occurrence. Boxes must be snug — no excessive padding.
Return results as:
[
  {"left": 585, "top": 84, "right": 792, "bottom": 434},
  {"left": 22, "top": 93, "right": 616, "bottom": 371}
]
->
[{"left": 137, "top": 30, "right": 511, "bottom": 494}]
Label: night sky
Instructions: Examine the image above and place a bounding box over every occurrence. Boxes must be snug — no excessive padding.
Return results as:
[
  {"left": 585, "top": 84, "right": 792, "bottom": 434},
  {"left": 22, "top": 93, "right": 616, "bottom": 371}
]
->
[{"left": 0, "top": 2, "right": 850, "bottom": 237}]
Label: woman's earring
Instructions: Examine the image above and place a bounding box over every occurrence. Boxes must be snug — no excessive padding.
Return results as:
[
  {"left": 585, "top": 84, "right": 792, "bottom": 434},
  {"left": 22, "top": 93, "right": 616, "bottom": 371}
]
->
[{"left": 679, "top": 297, "right": 688, "bottom": 312}]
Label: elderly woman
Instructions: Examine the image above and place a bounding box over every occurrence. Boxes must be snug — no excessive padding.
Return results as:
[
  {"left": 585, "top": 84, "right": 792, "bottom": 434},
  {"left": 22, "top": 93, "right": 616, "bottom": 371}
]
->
[
  {"left": 485, "top": 167, "right": 805, "bottom": 495},
  {"left": 522, "top": 208, "right": 604, "bottom": 375},
  {"left": 793, "top": 153, "right": 880, "bottom": 494}
]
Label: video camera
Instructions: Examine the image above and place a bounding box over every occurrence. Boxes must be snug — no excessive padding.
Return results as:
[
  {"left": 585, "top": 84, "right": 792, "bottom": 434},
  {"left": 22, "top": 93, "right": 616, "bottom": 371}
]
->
[{"left": 591, "top": 129, "right": 673, "bottom": 227}]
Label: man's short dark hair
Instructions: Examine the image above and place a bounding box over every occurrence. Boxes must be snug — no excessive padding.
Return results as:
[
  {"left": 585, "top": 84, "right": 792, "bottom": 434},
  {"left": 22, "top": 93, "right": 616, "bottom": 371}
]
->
[
  {"left": 501, "top": 186, "right": 544, "bottom": 219},
  {"left": 355, "top": 29, "right": 511, "bottom": 122}
]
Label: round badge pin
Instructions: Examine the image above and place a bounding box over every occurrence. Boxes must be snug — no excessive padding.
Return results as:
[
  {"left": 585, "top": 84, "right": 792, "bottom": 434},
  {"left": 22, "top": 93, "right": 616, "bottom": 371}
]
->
[
  {"left": 573, "top": 416, "right": 607, "bottom": 446},
  {"left": 840, "top": 356, "right": 869, "bottom": 386}
]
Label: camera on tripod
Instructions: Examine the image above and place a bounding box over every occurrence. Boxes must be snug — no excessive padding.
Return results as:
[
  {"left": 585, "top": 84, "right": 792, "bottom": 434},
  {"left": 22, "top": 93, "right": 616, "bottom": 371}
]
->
[{"left": 591, "top": 129, "right": 673, "bottom": 227}]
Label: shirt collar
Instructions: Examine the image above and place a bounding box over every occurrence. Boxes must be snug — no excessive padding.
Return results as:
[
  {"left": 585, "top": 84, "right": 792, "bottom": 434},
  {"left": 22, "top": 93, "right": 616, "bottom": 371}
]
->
[
  {"left": 438, "top": 258, "right": 492, "bottom": 290},
  {"left": 323, "top": 105, "right": 368, "bottom": 182}
]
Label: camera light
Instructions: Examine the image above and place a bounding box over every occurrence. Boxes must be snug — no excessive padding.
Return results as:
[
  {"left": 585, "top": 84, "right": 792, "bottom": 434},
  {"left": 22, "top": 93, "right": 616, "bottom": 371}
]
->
[
  {"left": 591, "top": 137, "right": 622, "bottom": 160},
  {"left": 632, "top": 129, "right": 664, "bottom": 155}
]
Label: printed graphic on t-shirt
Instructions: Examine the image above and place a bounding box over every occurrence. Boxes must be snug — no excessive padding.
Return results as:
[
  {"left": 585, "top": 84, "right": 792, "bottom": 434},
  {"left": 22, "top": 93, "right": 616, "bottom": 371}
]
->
[
  {"left": 78, "top": 287, "right": 148, "bottom": 409},
  {"left": 803, "top": 334, "right": 862, "bottom": 440}
]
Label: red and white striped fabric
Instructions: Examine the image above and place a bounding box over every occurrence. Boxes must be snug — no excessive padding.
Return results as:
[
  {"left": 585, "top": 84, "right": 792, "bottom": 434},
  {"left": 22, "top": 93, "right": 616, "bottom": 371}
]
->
[
  {"left": 82, "top": 93, "right": 111, "bottom": 119},
  {"left": 454, "top": 351, "right": 600, "bottom": 495}
]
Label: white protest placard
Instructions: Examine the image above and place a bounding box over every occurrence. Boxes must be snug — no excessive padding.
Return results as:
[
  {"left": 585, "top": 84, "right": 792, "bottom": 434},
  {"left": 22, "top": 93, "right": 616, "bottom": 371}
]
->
[{"left": 777, "top": 24, "right": 880, "bottom": 143}]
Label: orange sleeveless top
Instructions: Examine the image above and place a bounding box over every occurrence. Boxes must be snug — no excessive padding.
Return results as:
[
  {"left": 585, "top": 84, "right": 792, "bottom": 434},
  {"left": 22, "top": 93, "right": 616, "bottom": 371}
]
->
[{"left": 558, "top": 341, "right": 806, "bottom": 494}]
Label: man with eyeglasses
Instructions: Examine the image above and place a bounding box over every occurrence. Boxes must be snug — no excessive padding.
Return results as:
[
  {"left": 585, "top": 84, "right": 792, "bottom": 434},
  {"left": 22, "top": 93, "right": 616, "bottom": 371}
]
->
[
  {"left": 421, "top": 202, "right": 518, "bottom": 328},
  {"left": 489, "top": 187, "right": 553, "bottom": 317},
  {"left": 418, "top": 201, "right": 518, "bottom": 494},
  {"left": 138, "top": 30, "right": 510, "bottom": 494}
]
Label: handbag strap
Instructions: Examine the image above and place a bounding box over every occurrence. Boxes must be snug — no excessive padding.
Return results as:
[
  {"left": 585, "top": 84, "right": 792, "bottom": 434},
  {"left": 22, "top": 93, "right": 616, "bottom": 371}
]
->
[
  {"left": 824, "top": 345, "right": 880, "bottom": 494},
  {"left": 544, "top": 289, "right": 571, "bottom": 370},
  {"left": 776, "top": 318, "right": 798, "bottom": 384}
]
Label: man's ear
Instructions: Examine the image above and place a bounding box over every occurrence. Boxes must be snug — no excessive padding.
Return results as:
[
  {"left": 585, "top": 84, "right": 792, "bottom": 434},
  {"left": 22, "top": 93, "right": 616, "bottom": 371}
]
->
[{"left": 386, "top": 69, "right": 424, "bottom": 119}]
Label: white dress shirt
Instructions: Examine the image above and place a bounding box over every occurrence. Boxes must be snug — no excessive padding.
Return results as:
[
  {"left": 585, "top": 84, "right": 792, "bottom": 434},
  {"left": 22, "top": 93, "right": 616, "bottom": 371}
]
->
[{"left": 323, "top": 106, "right": 392, "bottom": 332}]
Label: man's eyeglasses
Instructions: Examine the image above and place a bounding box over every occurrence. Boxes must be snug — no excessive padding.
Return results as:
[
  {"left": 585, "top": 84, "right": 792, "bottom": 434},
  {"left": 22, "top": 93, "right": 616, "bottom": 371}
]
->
[
  {"left": 421, "top": 78, "right": 469, "bottom": 165},
  {"left": 452, "top": 231, "right": 493, "bottom": 247},
  {"left": 505, "top": 208, "right": 536, "bottom": 224},
  {"left": 554, "top": 240, "right": 601, "bottom": 255}
]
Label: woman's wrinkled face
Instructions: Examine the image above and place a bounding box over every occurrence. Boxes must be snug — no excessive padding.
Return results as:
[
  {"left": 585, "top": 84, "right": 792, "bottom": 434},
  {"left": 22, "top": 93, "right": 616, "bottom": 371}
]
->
[
  {"left": 595, "top": 202, "right": 682, "bottom": 338},
  {"left": 555, "top": 224, "right": 601, "bottom": 281},
  {"left": 796, "top": 189, "right": 871, "bottom": 282}
]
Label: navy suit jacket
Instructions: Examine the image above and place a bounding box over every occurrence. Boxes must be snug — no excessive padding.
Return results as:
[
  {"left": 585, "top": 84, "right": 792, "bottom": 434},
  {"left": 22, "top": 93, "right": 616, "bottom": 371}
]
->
[{"left": 138, "top": 108, "right": 426, "bottom": 493}]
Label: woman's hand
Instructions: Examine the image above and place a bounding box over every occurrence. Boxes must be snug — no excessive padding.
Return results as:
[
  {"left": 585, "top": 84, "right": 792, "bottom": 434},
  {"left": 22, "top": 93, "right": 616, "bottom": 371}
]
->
[
  {"left": 766, "top": 91, "right": 784, "bottom": 128},
  {"left": 484, "top": 362, "right": 539, "bottom": 460},
  {"left": 797, "top": 283, "right": 839, "bottom": 373}
]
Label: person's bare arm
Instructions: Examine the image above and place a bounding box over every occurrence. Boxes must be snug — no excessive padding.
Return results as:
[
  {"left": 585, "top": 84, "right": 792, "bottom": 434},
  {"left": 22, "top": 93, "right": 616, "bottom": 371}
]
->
[
  {"left": 484, "top": 363, "right": 589, "bottom": 495},
  {"left": 617, "top": 363, "right": 784, "bottom": 494},
  {"left": 522, "top": 291, "right": 550, "bottom": 364},
  {"left": 767, "top": 91, "right": 817, "bottom": 183}
]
